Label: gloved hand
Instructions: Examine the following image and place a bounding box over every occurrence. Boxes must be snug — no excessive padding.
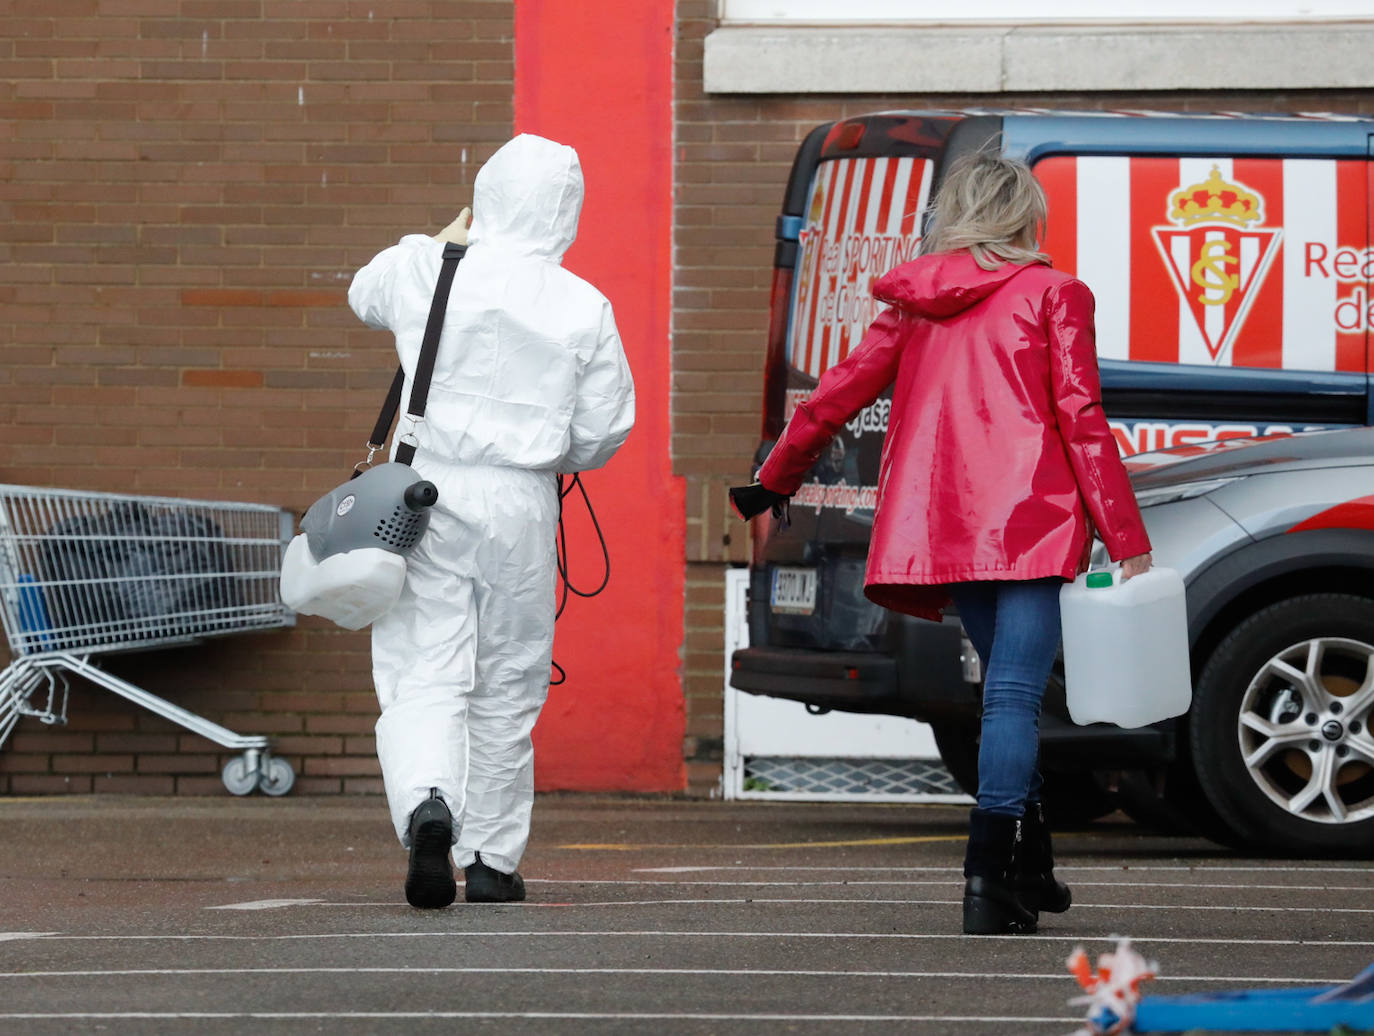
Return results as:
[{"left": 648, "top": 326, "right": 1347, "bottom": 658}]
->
[
  {"left": 729, "top": 481, "right": 791, "bottom": 523},
  {"left": 434, "top": 206, "right": 471, "bottom": 245}
]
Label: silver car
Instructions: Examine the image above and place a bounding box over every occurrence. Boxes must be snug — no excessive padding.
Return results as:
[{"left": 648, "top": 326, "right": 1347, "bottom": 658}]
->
[{"left": 1108, "top": 427, "right": 1374, "bottom": 855}]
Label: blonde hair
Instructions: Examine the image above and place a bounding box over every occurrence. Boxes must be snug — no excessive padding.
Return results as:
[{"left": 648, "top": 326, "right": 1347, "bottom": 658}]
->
[{"left": 919, "top": 154, "right": 1050, "bottom": 271}]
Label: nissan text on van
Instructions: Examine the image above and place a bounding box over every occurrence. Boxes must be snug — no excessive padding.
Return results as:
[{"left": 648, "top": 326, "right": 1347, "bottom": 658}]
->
[{"left": 729, "top": 110, "right": 1374, "bottom": 855}]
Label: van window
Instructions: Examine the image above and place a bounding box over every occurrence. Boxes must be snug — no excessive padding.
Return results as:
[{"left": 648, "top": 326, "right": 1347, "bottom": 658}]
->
[{"left": 789, "top": 156, "right": 934, "bottom": 381}]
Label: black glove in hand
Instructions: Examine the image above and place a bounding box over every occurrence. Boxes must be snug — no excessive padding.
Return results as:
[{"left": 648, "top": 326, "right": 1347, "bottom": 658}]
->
[{"left": 729, "top": 482, "right": 791, "bottom": 524}]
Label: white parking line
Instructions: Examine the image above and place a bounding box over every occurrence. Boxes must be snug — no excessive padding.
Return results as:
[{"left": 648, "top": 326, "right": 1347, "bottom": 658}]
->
[
  {"left": 202, "top": 894, "right": 1374, "bottom": 912},
  {"left": 504, "top": 897, "right": 1374, "bottom": 913},
  {"left": 296, "top": 897, "right": 1373, "bottom": 912},
  {"left": 0, "top": 966, "right": 1339, "bottom": 984},
  {"left": 23, "top": 930, "right": 1374, "bottom": 947},
  {"left": 635, "top": 865, "right": 1374, "bottom": 874},
  {"left": 518, "top": 878, "right": 1373, "bottom": 892},
  {"left": 0, "top": 1013, "right": 1082, "bottom": 1024}
]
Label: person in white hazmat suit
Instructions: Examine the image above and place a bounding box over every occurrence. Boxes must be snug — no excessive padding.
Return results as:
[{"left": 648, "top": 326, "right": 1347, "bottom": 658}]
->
[{"left": 347, "top": 134, "right": 635, "bottom": 908}]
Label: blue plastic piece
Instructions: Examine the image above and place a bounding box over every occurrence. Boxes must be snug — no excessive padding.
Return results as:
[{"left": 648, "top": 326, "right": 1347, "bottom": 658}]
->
[
  {"left": 1134, "top": 962, "right": 1374, "bottom": 1032},
  {"left": 776, "top": 214, "right": 803, "bottom": 242},
  {"left": 17, "top": 573, "right": 54, "bottom": 648}
]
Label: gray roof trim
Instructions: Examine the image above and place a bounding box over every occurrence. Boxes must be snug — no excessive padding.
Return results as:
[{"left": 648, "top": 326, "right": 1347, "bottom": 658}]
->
[{"left": 702, "top": 24, "right": 1374, "bottom": 94}]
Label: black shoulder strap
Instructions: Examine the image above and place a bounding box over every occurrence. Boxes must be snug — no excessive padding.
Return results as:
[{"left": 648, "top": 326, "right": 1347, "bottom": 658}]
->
[{"left": 364, "top": 242, "right": 466, "bottom": 471}]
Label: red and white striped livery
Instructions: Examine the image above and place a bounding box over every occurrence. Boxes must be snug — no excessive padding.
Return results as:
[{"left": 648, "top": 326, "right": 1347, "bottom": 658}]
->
[
  {"left": 788, "top": 156, "right": 934, "bottom": 380},
  {"left": 790, "top": 151, "right": 1370, "bottom": 381}
]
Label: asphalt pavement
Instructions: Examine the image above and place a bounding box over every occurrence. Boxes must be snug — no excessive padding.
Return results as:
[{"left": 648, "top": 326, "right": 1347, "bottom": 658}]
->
[{"left": 0, "top": 795, "right": 1370, "bottom": 1034}]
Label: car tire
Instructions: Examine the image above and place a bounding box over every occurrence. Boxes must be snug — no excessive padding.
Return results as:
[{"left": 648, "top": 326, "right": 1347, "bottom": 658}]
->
[
  {"left": 1109, "top": 763, "right": 1239, "bottom": 844},
  {"left": 1190, "top": 593, "right": 1374, "bottom": 857},
  {"left": 931, "top": 720, "right": 980, "bottom": 800},
  {"left": 930, "top": 720, "right": 1117, "bottom": 829},
  {"left": 1040, "top": 769, "right": 1118, "bottom": 829},
  {"left": 1109, "top": 768, "right": 1189, "bottom": 834}
]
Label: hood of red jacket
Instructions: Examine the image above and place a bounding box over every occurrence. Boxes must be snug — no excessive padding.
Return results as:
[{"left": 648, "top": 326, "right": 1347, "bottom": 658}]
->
[{"left": 873, "top": 251, "right": 1046, "bottom": 318}]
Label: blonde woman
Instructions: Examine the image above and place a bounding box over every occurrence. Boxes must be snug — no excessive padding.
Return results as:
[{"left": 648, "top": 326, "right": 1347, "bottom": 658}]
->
[{"left": 751, "top": 154, "right": 1152, "bottom": 935}]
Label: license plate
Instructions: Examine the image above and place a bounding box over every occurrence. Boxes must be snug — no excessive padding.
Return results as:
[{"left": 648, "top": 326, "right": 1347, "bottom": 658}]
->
[{"left": 770, "top": 566, "right": 817, "bottom": 615}]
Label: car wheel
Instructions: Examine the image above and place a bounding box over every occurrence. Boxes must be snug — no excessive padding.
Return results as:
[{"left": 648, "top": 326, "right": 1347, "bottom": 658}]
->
[
  {"left": 1109, "top": 764, "right": 1238, "bottom": 843},
  {"left": 1039, "top": 769, "right": 1118, "bottom": 829},
  {"left": 930, "top": 720, "right": 1116, "bottom": 828},
  {"left": 931, "top": 720, "right": 979, "bottom": 799},
  {"left": 1110, "top": 768, "right": 1190, "bottom": 834},
  {"left": 1191, "top": 593, "right": 1374, "bottom": 856}
]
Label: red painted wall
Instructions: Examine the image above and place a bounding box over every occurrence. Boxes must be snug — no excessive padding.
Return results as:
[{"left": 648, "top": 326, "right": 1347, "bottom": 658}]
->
[{"left": 514, "top": 0, "right": 685, "bottom": 791}]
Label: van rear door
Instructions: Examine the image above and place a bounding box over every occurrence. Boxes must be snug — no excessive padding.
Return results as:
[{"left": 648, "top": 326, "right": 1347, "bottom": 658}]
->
[
  {"left": 753, "top": 115, "right": 957, "bottom": 658},
  {"left": 734, "top": 114, "right": 977, "bottom": 718}
]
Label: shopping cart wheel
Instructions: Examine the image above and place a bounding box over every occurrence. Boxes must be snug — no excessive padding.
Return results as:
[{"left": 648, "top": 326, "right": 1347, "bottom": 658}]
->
[
  {"left": 257, "top": 756, "right": 295, "bottom": 797},
  {"left": 221, "top": 755, "right": 259, "bottom": 796}
]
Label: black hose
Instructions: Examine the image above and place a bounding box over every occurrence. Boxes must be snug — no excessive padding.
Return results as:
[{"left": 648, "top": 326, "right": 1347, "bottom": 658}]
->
[{"left": 550, "top": 472, "right": 611, "bottom": 683}]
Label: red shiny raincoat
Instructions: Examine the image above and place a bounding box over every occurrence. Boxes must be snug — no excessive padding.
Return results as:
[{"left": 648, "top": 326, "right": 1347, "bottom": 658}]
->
[{"left": 756, "top": 251, "right": 1152, "bottom": 622}]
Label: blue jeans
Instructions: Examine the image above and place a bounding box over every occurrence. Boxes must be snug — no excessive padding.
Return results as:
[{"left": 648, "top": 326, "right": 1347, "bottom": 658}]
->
[{"left": 947, "top": 578, "right": 1063, "bottom": 817}]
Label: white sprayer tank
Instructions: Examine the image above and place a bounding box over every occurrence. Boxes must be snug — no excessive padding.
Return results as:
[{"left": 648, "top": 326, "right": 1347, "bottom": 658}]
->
[{"left": 1059, "top": 567, "right": 1192, "bottom": 728}]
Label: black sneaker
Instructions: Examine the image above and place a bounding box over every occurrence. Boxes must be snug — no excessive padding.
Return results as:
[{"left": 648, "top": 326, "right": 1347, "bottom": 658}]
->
[
  {"left": 464, "top": 852, "right": 526, "bottom": 903},
  {"left": 404, "top": 790, "right": 456, "bottom": 909}
]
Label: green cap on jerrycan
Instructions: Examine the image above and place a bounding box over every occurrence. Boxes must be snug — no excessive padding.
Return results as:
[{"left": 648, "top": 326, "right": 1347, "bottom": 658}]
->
[{"left": 1086, "top": 572, "right": 1114, "bottom": 589}]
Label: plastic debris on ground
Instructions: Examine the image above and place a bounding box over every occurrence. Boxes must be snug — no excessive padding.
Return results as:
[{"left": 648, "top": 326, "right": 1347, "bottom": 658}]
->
[
  {"left": 1065, "top": 937, "right": 1159, "bottom": 1036},
  {"left": 1131, "top": 960, "right": 1374, "bottom": 1033}
]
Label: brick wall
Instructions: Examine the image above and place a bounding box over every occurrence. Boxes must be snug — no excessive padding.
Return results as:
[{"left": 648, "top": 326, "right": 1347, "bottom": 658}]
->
[
  {"left": 6, "top": 1, "right": 1373, "bottom": 800},
  {"left": 672, "top": 0, "right": 1374, "bottom": 795},
  {"left": 0, "top": 0, "right": 514, "bottom": 794}
]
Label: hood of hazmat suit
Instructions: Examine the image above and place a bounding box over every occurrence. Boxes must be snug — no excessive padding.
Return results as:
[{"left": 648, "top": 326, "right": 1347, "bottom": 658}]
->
[
  {"left": 349, "top": 132, "right": 635, "bottom": 475},
  {"left": 467, "top": 133, "right": 582, "bottom": 261},
  {"left": 348, "top": 134, "right": 635, "bottom": 874}
]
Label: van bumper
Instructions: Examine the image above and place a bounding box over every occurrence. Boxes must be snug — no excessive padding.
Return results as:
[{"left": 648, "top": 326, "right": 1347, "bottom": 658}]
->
[
  {"left": 730, "top": 646, "right": 899, "bottom": 711},
  {"left": 730, "top": 613, "right": 976, "bottom": 721}
]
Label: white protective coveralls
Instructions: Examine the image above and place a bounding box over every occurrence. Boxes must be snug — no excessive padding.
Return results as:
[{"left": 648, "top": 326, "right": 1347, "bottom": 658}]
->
[{"left": 348, "top": 134, "right": 635, "bottom": 875}]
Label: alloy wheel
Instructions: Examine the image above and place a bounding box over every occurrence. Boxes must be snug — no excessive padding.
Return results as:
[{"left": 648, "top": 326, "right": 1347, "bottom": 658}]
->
[{"left": 1237, "top": 636, "right": 1374, "bottom": 825}]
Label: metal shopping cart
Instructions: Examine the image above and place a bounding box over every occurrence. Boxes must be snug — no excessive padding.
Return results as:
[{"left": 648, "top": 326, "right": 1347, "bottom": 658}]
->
[{"left": 0, "top": 484, "right": 298, "bottom": 795}]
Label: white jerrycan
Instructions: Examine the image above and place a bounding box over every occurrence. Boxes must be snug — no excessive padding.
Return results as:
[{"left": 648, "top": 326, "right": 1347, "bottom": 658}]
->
[{"left": 1059, "top": 567, "right": 1192, "bottom": 728}]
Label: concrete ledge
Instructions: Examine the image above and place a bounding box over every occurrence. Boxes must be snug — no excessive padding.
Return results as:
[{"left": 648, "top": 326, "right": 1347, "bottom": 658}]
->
[{"left": 702, "top": 24, "right": 1374, "bottom": 94}]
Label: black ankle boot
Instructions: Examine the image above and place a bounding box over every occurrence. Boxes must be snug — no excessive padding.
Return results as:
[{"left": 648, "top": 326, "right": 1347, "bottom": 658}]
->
[
  {"left": 405, "top": 789, "right": 456, "bottom": 909},
  {"left": 1011, "top": 800, "right": 1072, "bottom": 915},
  {"left": 962, "top": 809, "right": 1038, "bottom": 935},
  {"left": 464, "top": 852, "right": 526, "bottom": 903}
]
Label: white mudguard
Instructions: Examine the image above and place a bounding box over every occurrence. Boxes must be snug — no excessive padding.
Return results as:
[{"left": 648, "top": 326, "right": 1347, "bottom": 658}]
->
[{"left": 279, "top": 533, "right": 406, "bottom": 631}]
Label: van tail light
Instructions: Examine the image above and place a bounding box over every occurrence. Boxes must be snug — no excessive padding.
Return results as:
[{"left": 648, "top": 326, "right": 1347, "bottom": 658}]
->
[
  {"left": 824, "top": 120, "right": 866, "bottom": 152},
  {"left": 761, "top": 264, "right": 794, "bottom": 440}
]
